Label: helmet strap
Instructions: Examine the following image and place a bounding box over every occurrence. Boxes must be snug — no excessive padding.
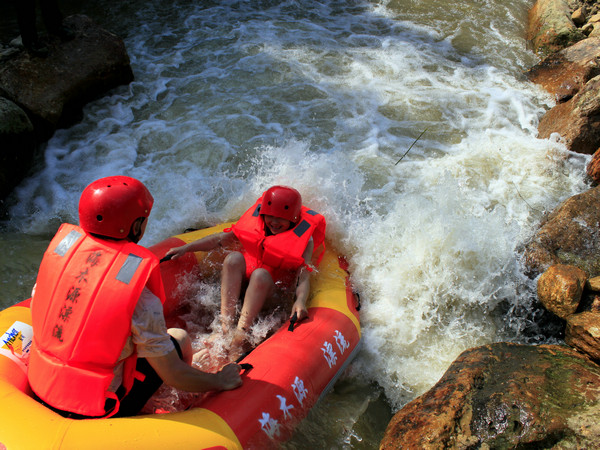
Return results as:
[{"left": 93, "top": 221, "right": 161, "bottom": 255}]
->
[{"left": 128, "top": 217, "right": 146, "bottom": 243}]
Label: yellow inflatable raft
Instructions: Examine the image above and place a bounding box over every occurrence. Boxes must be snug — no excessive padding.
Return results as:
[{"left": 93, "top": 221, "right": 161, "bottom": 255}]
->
[{"left": 0, "top": 224, "right": 361, "bottom": 449}]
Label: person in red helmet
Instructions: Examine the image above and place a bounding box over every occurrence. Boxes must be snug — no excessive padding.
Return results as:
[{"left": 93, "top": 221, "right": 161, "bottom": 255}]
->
[
  {"left": 28, "top": 176, "right": 242, "bottom": 419},
  {"left": 166, "top": 186, "right": 326, "bottom": 358}
]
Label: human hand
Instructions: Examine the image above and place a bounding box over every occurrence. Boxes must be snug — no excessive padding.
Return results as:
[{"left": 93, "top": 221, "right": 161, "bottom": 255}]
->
[
  {"left": 290, "top": 300, "right": 308, "bottom": 322},
  {"left": 217, "top": 363, "right": 243, "bottom": 390},
  {"left": 165, "top": 246, "right": 186, "bottom": 260}
]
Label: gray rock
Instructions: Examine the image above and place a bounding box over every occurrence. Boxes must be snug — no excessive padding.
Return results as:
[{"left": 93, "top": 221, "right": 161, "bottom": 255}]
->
[
  {"left": 0, "top": 14, "right": 134, "bottom": 140},
  {"left": 0, "top": 14, "right": 134, "bottom": 200},
  {"left": 0, "top": 97, "right": 35, "bottom": 200}
]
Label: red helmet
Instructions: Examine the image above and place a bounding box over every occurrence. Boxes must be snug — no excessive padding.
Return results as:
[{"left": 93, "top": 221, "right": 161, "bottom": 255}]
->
[
  {"left": 78, "top": 176, "right": 154, "bottom": 239},
  {"left": 260, "top": 185, "right": 302, "bottom": 223}
]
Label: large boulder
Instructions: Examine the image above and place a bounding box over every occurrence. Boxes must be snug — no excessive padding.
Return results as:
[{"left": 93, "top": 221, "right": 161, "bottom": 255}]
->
[
  {"left": 380, "top": 343, "right": 600, "bottom": 449},
  {"left": 522, "top": 185, "right": 600, "bottom": 278},
  {"left": 537, "top": 74, "right": 600, "bottom": 155},
  {"left": 527, "top": 0, "right": 586, "bottom": 56},
  {"left": 525, "top": 37, "right": 600, "bottom": 103},
  {"left": 0, "top": 14, "right": 133, "bottom": 141},
  {"left": 0, "top": 97, "right": 35, "bottom": 200}
]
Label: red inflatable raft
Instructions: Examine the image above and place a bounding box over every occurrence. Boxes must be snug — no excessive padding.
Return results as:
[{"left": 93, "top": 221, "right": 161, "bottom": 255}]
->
[{"left": 0, "top": 223, "right": 361, "bottom": 449}]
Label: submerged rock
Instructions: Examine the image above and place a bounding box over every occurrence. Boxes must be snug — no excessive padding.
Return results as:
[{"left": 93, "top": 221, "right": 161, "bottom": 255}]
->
[{"left": 380, "top": 343, "right": 600, "bottom": 449}]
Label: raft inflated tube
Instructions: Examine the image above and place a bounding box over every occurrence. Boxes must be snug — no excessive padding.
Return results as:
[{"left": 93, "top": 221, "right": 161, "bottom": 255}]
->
[{"left": 0, "top": 223, "right": 361, "bottom": 449}]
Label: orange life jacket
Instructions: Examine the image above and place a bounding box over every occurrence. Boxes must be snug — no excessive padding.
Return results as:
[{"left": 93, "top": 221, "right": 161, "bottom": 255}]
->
[
  {"left": 28, "top": 223, "right": 165, "bottom": 417},
  {"left": 231, "top": 196, "right": 326, "bottom": 275}
]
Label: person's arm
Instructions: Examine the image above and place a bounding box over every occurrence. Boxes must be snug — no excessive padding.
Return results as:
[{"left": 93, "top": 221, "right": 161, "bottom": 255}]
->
[
  {"left": 132, "top": 289, "right": 242, "bottom": 392},
  {"left": 145, "top": 351, "right": 242, "bottom": 392},
  {"left": 290, "top": 239, "right": 314, "bottom": 321},
  {"left": 166, "top": 231, "right": 238, "bottom": 259}
]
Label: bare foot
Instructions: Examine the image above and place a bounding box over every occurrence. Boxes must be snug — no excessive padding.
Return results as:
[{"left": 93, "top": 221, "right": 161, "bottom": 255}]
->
[
  {"left": 228, "top": 328, "right": 252, "bottom": 362},
  {"left": 192, "top": 348, "right": 210, "bottom": 369},
  {"left": 206, "top": 332, "right": 222, "bottom": 346},
  {"left": 195, "top": 333, "right": 236, "bottom": 370}
]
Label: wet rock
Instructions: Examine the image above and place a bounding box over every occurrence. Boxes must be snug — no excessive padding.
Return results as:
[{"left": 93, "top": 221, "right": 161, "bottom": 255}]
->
[
  {"left": 525, "top": 37, "right": 600, "bottom": 102},
  {"left": 522, "top": 185, "right": 600, "bottom": 278},
  {"left": 0, "top": 14, "right": 133, "bottom": 141},
  {"left": 527, "top": 0, "right": 586, "bottom": 56},
  {"left": 586, "top": 147, "right": 600, "bottom": 183},
  {"left": 566, "top": 311, "right": 600, "bottom": 360},
  {"left": 537, "top": 74, "right": 600, "bottom": 154},
  {"left": 380, "top": 343, "right": 600, "bottom": 449},
  {"left": 537, "top": 264, "right": 587, "bottom": 319},
  {"left": 0, "top": 97, "right": 35, "bottom": 200}
]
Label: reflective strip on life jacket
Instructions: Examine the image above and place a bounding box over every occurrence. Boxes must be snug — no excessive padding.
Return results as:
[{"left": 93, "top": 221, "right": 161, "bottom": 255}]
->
[
  {"left": 53, "top": 230, "right": 83, "bottom": 256},
  {"left": 116, "top": 254, "right": 143, "bottom": 284}
]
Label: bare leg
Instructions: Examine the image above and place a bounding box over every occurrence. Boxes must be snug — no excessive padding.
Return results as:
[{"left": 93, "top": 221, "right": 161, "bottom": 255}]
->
[
  {"left": 230, "top": 268, "right": 275, "bottom": 357},
  {"left": 220, "top": 251, "right": 245, "bottom": 334},
  {"left": 238, "top": 268, "right": 274, "bottom": 331}
]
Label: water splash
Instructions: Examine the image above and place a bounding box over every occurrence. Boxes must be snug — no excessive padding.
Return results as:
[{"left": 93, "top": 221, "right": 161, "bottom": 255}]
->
[{"left": 0, "top": 0, "right": 592, "bottom": 444}]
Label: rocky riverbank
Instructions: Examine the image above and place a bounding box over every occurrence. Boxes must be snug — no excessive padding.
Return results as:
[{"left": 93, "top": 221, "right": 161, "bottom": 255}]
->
[
  {"left": 381, "top": 0, "right": 600, "bottom": 448},
  {"left": 0, "top": 14, "right": 133, "bottom": 201}
]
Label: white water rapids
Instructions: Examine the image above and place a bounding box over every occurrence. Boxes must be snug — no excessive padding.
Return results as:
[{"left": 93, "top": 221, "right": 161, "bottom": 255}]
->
[{"left": 0, "top": 0, "right": 591, "bottom": 446}]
